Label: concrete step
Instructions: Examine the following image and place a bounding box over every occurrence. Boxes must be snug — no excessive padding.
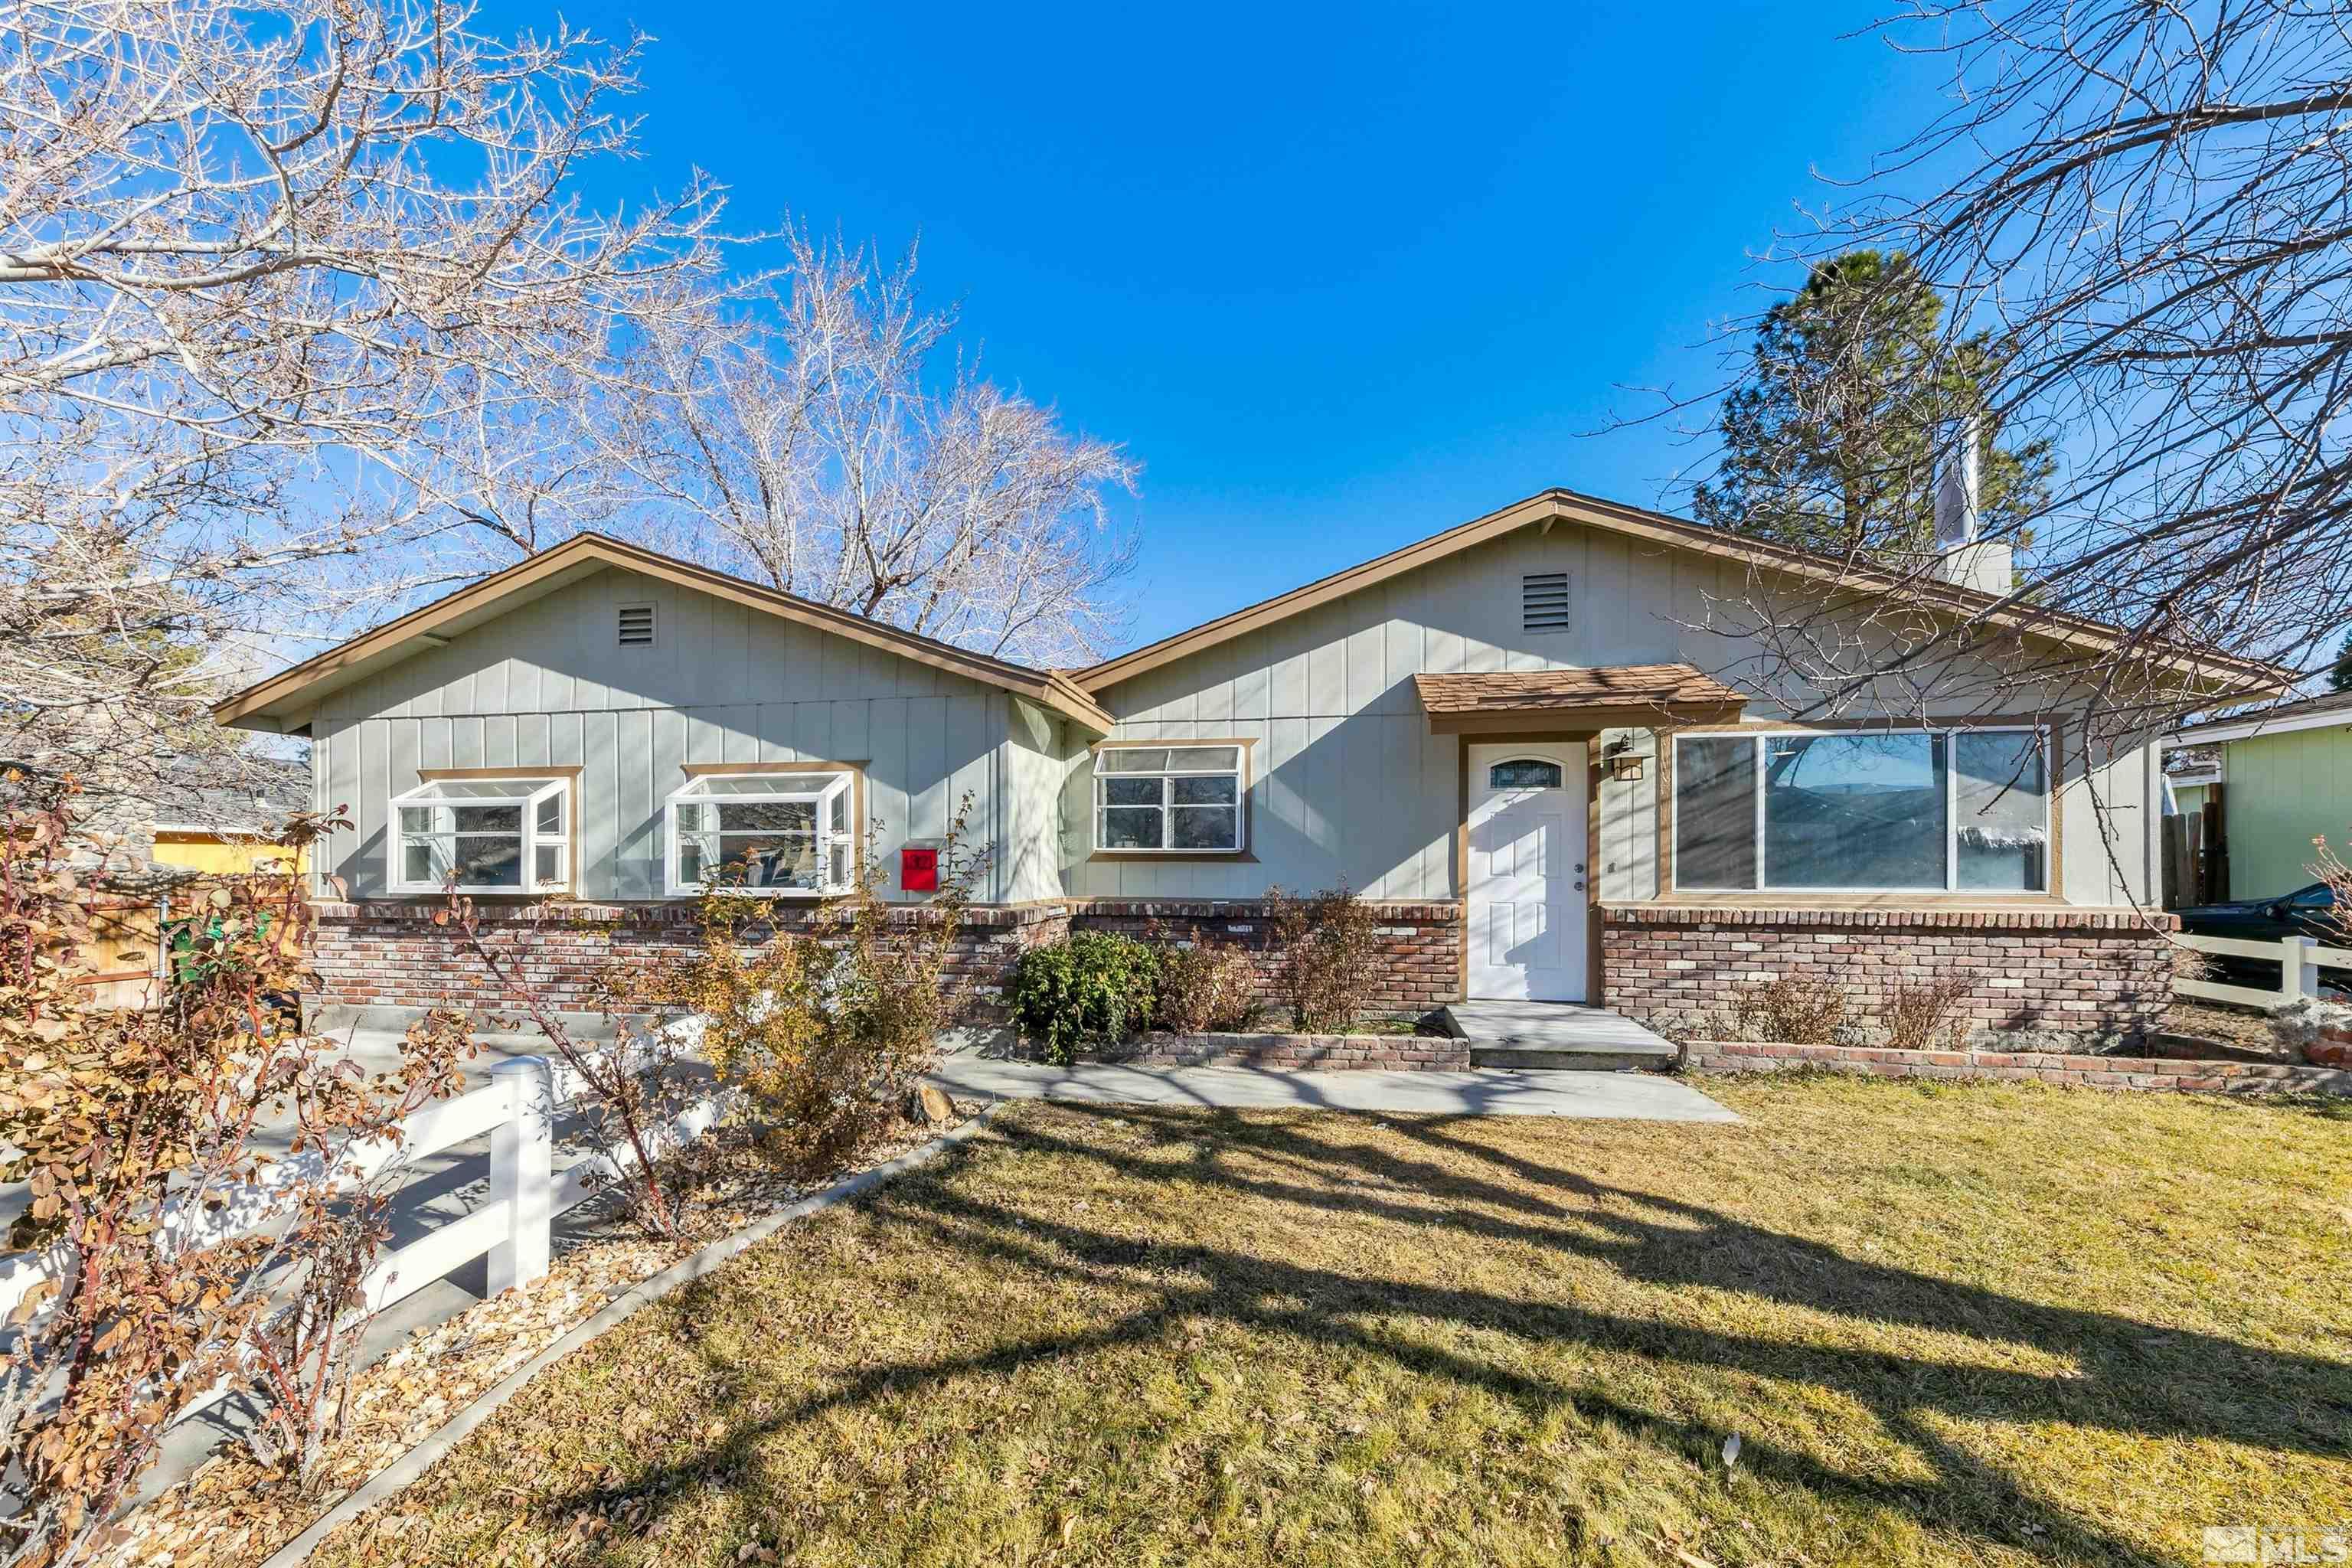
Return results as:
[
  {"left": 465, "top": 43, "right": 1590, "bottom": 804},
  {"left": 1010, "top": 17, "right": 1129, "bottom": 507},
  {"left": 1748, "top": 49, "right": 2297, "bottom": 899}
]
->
[
  {"left": 1442, "top": 1001, "right": 1680, "bottom": 1073},
  {"left": 1468, "top": 1043, "right": 1676, "bottom": 1073}
]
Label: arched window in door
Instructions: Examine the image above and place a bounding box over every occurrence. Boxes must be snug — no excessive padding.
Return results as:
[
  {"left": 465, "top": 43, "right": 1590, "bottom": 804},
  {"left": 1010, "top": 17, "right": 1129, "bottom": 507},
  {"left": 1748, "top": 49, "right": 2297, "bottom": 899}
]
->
[{"left": 1488, "top": 758, "right": 1563, "bottom": 790}]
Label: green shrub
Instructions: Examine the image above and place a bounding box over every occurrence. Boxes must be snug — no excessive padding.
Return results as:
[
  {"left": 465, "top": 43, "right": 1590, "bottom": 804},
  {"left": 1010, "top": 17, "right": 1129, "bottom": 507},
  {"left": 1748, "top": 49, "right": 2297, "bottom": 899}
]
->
[
  {"left": 1010, "top": 933, "right": 1161, "bottom": 1063},
  {"left": 1152, "top": 936, "right": 1264, "bottom": 1035}
]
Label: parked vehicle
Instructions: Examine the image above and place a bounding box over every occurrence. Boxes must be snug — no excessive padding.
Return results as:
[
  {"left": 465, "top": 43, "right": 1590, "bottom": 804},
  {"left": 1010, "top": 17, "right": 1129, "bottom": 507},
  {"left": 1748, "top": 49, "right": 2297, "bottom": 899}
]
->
[{"left": 2173, "top": 882, "right": 2351, "bottom": 987}]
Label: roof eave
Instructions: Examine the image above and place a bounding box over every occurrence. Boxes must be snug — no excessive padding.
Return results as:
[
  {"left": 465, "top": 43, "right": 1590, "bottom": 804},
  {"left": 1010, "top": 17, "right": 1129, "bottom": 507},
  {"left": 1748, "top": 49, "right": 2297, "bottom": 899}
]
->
[
  {"left": 1074, "top": 487, "right": 2293, "bottom": 700},
  {"left": 212, "top": 533, "right": 1104, "bottom": 732},
  {"left": 2163, "top": 703, "right": 2352, "bottom": 747}
]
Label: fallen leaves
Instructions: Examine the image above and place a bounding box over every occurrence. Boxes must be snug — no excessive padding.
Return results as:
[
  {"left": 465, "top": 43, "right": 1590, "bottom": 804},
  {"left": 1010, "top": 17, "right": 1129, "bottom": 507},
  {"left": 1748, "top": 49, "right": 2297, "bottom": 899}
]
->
[{"left": 94, "top": 1110, "right": 975, "bottom": 1567}]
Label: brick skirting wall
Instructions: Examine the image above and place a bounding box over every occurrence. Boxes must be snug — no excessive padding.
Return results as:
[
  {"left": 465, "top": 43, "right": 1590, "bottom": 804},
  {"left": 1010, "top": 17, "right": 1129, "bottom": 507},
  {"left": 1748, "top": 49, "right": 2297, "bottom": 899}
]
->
[
  {"left": 305, "top": 897, "right": 1463, "bottom": 1025},
  {"left": 305, "top": 900, "right": 1073, "bottom": 1023},
  {"left": 1068, "top": 900, "right": 1462, "bottom": 1019},
  {"left": 1684, "top": 1040, "right": 2352, "bottom": 1095},
  {"left": 1600, "top": 904, "right": 2177, "bottom": 1036},
  {"left": 1065, "top": 1032, "right": 1471, "bottom": 1070}
]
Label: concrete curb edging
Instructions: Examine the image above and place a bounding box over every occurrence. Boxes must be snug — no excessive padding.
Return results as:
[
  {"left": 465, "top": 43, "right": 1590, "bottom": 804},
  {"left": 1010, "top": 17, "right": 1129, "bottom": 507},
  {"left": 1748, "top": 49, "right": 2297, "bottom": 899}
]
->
[{"left": 258, "top": 1106, "right": 1004, "bottom": 1568}]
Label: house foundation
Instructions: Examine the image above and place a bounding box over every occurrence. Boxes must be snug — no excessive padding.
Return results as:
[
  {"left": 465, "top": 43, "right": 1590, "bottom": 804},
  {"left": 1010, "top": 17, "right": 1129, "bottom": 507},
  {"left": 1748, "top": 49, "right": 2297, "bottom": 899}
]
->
[
  {"left": 307, "top": 899, "right": 2177, "bottom": 1040},
  {"left": 1599, "top": 903, "right": 2177, "bottom": 1038}
]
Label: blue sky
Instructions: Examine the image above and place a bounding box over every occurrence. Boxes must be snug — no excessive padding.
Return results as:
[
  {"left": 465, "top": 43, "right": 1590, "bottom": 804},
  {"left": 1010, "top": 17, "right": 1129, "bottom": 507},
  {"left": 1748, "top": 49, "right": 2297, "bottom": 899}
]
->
[{"left": 477, "top": 0, "right": 1949, "bottom": 652}]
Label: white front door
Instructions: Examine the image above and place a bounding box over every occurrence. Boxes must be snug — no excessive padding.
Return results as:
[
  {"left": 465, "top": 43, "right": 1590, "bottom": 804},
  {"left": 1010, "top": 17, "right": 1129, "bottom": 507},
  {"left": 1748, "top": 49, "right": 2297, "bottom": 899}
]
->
[{"left": 1467, "top": 743, "right": 1588, "bottom": 1001}]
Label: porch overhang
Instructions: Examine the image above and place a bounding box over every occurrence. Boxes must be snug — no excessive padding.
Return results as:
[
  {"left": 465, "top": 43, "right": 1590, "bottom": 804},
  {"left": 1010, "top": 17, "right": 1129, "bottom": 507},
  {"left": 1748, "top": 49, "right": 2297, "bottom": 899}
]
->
[{"left": 1413, "top": 664, "right": 1748, "bottom": 734}]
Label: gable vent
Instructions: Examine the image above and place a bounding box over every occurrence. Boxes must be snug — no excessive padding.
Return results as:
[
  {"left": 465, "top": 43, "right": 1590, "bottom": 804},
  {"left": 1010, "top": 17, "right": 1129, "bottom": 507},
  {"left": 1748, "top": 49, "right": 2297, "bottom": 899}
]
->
[
  {"left": 1521, "top": 572, "right": 1571, "bottom": 632},
  {"left": 617, "top": 603, "right": 655, "bottom": 647}
]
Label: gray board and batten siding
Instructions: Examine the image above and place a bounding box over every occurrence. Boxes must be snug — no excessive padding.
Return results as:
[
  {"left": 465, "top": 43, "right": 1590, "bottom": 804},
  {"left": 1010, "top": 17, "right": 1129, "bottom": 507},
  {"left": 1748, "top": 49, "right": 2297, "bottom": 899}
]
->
[
  {"left": 312, "top": 565, "right": 1026, "bottom": 904},
  {"left": 309, "top": 524, "right": 2165, "bottom": 913},
  {"left": 1064, "top": 523, "right": 2166, "bottom": 910}
]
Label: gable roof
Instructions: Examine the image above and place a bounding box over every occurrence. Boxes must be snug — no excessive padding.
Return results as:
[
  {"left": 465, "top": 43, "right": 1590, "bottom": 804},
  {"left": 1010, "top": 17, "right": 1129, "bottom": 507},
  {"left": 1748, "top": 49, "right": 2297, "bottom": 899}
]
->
[
  {"left": 2163, "top": 686, "right": 2352, "bottom": 748},
  {"left": 213, "top": 533, "right": 1116, "bottom": 733},
  {"left": 1075, "top": 488, "right": 2292, "bottom": 699}
]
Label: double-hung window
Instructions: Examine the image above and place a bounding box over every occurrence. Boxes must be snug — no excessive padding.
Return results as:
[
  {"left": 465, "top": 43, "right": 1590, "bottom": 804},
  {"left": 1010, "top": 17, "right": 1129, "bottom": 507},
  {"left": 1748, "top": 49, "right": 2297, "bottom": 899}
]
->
[
  {"left": 1094, "top": 744, "right": 1246, "bottom": 852},
  {"left": 390, "top": 777, "right": 571, "bottom": 893},
  {"left": 665, "top": 770, "right": 855, "bottom": 896},
  {"left": 1673, "top": 727, "right": 2050, "bottom": 893}
]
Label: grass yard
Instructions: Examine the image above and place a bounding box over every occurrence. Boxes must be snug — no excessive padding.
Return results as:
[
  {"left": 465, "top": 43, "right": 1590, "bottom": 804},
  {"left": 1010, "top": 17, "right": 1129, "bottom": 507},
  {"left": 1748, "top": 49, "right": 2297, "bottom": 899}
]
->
[{"left": 314, "top": 1078, "right": 2352, "bottom": 1567}]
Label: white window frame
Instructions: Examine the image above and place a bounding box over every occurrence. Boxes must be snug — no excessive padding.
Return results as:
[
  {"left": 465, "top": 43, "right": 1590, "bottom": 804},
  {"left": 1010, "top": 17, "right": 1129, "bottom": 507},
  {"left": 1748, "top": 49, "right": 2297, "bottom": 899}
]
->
[
  {"left": 390, "top": 776, "right": 572, "bottom": 895},
  {"left": 1670, "top": 726, "right": 2052, "bottom": 894},
  {"left": 1093, "top": 743, "right": 1249, "bottom": 854},
  {"left": 664, "top": 769, "right": 857, "bottom": 898}
]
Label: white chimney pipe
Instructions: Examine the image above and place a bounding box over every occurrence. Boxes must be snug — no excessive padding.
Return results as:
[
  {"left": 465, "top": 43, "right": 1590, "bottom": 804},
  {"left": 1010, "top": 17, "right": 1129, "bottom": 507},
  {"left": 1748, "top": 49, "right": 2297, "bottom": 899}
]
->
[{"left": 1931, "top": 413, "right": 2011, "bottom": 595}]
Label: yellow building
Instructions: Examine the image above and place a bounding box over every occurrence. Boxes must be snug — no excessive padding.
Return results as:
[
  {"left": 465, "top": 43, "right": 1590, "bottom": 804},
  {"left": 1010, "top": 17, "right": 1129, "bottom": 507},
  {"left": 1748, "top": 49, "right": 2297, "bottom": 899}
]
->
[
  {"left": 152, "top": 826, "right": 308, "bottom": 877},
  {"left": 64, "top": 753, "right": 312, "bottom": 1008},
  {"left": 149, "top": 755, "right": 312, "bottom": 877}
]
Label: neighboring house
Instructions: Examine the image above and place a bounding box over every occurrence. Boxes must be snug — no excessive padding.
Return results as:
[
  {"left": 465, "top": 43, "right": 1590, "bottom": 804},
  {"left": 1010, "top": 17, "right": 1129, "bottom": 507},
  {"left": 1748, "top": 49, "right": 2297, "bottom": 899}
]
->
[
  {"left": 214, "top": 488, "right": 2279, "bottom": 1035},
  {"left": 149, "top": 754, "right": 314, "bottom": 877},
  {"left": 0, "top": 752, "right": 313, "bottom": 1008},
  {"left": 2162, "top": 689, "right": 2352, "bottom": 900}
]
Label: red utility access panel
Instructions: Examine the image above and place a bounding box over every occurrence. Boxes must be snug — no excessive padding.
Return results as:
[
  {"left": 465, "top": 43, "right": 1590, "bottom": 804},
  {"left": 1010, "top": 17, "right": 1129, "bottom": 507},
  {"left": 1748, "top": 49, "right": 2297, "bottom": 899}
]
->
[{"left": 899, "top": 847, "right": 939, "bottom": 893}]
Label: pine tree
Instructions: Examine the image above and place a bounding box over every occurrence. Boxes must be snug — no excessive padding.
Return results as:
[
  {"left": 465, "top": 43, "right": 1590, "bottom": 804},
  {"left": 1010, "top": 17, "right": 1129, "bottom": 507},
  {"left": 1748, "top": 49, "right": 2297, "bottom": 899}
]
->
[
  {"left": 2330, "top": 628, "right": 2352, "bottom": 692},
  {"left": 1693, "top": 250, "right": 2052, "bottom": 562}
]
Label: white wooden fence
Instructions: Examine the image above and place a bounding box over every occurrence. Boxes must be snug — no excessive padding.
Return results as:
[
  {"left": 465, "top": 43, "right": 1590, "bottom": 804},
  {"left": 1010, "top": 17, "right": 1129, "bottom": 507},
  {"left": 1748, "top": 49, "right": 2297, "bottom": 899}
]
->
[
  {"left": 0, "top": 1025, "right": 725, "bottom": 1327},
  {"left": 2176, "top": 932, "right": 2352, "bottom": 1011}
]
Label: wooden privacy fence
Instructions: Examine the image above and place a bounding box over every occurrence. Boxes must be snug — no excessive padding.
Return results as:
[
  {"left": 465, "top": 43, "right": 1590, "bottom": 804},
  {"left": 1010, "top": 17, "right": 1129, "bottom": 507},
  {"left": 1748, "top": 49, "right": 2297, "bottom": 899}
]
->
[
  {"left": 0, "top": 1023, "right": 725, "bottom": 1328},
  {"left": 2175, "top": 932, "right": 2352, "bottom": 1011},
  {"left": 2160, "top": 810, "right": 2228, "bottom": 908}
]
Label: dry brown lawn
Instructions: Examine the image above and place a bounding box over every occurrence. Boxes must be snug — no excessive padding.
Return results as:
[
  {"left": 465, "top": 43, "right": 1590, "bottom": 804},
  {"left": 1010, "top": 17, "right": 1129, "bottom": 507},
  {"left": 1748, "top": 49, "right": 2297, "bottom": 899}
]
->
[{"left": 312, "top": 1076, "right": 2352, "bottom": 1567}]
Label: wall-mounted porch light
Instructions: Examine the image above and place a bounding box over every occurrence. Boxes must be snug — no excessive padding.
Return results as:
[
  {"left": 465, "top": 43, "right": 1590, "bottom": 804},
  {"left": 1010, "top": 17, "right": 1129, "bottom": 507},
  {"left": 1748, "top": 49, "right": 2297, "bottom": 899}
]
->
[{"left": 1603, "top": 737, "right": 1646, "bottom": 782}]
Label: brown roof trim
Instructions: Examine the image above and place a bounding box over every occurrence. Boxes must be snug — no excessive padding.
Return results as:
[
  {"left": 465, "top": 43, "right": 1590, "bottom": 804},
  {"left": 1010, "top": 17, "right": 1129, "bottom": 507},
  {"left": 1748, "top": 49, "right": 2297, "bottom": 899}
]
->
[
  {"left": 211, "top": 534, "right": 1116, "bottom": 733},
  {"left": 1076, "top": 487, "right": 2292, "bottom": 697}
]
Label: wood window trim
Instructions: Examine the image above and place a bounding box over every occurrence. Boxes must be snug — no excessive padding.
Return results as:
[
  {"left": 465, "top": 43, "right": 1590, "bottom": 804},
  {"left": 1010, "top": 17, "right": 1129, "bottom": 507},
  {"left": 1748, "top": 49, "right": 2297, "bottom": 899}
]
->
[
  {"left": 1087, "top": 737, "right": 1255, "bottom": 858},
  {"left": 1086, "top": 851, "right": 1263, "bottom": 864},
  {"left": 670, "top": 760, "right": 869, "bottom": 900},
  {"left": 1653, "top": 717, "right": 2069, "bottom": 903},
  {"left": 1089, "top": 736, "right": 1262, "bottom": 755},
  {"left": 405, "top": 766, "right": 583, "bottom": 899}
]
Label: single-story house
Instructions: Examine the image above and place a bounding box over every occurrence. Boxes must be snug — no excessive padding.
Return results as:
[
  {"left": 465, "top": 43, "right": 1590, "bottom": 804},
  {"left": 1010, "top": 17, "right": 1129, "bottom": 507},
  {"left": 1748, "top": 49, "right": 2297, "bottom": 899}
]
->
[
  {"left": 2163, "top": 689, "right": 2352, "bottom": 901},
  {"left": 214, "top": 488, "right": 2282, "bottom": 1035}
]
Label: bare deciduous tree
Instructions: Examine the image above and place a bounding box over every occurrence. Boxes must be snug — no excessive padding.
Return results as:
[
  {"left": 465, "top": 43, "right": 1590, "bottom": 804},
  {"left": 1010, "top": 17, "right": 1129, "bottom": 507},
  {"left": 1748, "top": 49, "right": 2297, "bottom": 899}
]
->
[
  {"left": 1650, "top": 0, "right": 2339, "bottom": 735},
  {"left": 0, "top": 0, "right": 726, "bottom": 805},
  {"left": 600, "top": 227, "right": 1142, "bottom": 666}
]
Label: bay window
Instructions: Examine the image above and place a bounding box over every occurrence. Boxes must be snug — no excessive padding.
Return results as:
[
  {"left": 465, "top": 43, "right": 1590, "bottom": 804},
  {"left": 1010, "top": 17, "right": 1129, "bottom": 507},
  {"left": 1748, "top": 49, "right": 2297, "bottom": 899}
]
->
[
  {"left": 665, "top": 770, "right": 855, "bottom": 896},
  {"left": 1093, "top": 744, "right": 1246, "bottom": 853},
  {"left": 390, "top": 777, "right": 571, "bottom": 893},
  {"left": 1673, "top": 727, "right": 2049, "bottom": 893}
]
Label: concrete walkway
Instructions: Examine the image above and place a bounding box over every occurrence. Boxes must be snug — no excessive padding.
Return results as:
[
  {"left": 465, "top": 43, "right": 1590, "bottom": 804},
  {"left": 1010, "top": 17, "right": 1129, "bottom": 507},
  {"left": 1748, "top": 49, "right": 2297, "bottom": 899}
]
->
[{"left": 927, "top": 1057, "right": 1739, "bottom": 1121}]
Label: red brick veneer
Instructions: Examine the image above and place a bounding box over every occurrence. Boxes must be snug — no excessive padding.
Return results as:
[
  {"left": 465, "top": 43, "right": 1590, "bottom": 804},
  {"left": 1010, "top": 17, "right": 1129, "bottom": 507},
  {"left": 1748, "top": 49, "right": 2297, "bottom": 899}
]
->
[
  {"left": 1684, "top": 1039, "right": 2352, "bottom": 1095},
  {"left": 1600, "top": 903, "right": 2177, "bottom": 1035},
  {"left": 304, "top": 898, "right": 1465, "bottom": 1024},
  {"left": 305, "top": 900, "right": 1072, "bottom": 1022},
  {"left": 1069, "top": 900, "right": 1462, "bottom": 1019}
]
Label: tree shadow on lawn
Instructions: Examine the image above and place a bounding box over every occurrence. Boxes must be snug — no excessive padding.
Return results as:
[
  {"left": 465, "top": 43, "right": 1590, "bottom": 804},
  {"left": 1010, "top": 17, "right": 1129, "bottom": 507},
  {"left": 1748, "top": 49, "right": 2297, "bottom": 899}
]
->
[{"left": 513, "top": 1101, "right": 2347, "bottom": 1565}]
